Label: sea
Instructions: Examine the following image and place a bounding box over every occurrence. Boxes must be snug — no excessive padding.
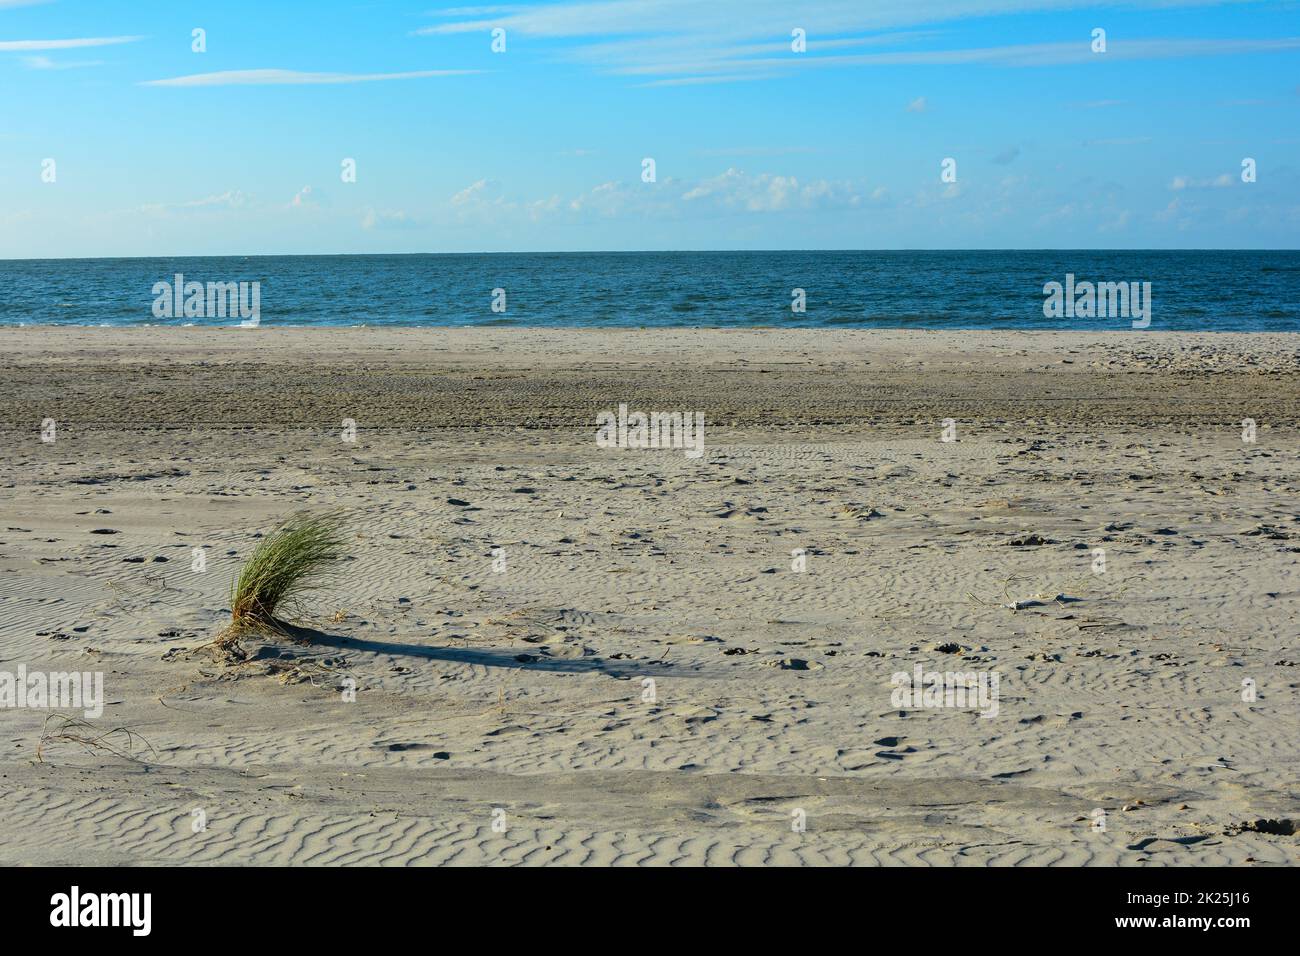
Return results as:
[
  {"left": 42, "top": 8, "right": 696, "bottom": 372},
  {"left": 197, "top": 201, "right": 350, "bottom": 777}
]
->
[{"left": 2, "top": 250, "right": 1297, "bottom": 331}]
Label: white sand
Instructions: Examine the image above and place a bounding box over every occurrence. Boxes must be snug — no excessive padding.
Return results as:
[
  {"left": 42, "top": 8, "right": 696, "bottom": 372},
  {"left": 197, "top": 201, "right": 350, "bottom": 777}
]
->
[{"left": 0, "top": 327, "right": 1296, "bottom": 865}]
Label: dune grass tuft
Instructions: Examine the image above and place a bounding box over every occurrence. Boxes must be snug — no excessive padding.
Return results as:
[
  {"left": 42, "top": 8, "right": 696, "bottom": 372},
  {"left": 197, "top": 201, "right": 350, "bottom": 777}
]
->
[{"left": 222, "top": 511, "right": 348, "bottom": 643}]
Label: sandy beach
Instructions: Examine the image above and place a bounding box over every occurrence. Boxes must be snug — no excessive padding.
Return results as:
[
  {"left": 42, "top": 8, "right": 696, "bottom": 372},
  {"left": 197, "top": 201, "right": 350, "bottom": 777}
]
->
[{"left": 1, "top": 326, "right": 1297, "bottom": 866}]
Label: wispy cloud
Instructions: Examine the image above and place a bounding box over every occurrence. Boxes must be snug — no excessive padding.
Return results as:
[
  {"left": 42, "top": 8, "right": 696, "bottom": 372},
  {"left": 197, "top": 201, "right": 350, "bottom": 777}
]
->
[
  {"left": 23, "top": 55, "right": 104, "bottom": 69},
  {"left": 140, "top": 68, "right": 481, "bottom": 87},
  {"left": 451, "top": 179, "right": 502, "bottom": 206},
  {"left": 139, "top": 190, "right": 250, "bottom": 216},
  {"left": 418, "top": 1, "right": 1300, "bottom": 82},
  {"left": 0, "top": 35, "right": 143, "bottom": 51},
  {"left": 906, "top": 96, "right": 927, "bottom": 112},
  {"left": 361, "top": 206, "right": 422, "bottom": 231},
  {"left": 604, "top": 38, "right": 1300, "bottom": 77},
  {"left": 637, "top": 73, "right": 777, "bottom": 87},
  {"left": 680, "top": 167, "right": 862, "bottom": 212},
  {"left": 443, "top": 167, "right": 869, "bottom": 223},
  {"left": 1170, "top": 173, "right": 1235, "bottom": 190},
  {"left": 419, "top": 0, "right": 1069, "bottom": 38}
]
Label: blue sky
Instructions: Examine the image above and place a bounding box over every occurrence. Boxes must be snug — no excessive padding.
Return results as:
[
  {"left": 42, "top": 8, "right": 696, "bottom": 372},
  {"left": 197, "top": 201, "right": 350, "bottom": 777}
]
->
[{"left": 1, "top": 0, "right": 1297, "bottom": 256}]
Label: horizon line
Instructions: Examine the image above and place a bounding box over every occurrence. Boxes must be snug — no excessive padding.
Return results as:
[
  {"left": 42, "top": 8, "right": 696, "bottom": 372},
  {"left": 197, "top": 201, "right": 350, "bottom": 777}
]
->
[{"left": 4, "top": 247, "right": 1300, "bottom": 263}]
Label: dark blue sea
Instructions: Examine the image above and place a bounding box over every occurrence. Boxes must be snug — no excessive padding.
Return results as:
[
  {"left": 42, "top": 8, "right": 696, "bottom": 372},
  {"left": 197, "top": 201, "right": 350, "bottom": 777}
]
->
[{"left": 2, "top": 251, "right": 1297, "bottom": 331}]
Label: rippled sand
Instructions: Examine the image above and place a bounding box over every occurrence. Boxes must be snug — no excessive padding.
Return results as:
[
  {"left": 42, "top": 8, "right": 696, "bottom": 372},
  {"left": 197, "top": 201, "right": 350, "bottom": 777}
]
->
[{"left": 1, "top": 327, "right": 1296, "bottom": 865}]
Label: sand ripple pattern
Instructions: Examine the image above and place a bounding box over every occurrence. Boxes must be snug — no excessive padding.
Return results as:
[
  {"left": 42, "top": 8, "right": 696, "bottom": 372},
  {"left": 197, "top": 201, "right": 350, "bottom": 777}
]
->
[{"left": 1, "top": 329, "right": 1296, "bottom": 865}]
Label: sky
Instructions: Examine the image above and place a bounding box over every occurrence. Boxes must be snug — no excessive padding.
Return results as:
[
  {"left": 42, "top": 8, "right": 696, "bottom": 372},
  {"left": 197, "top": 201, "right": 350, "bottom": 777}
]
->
[{"left": 1, "top": 0, "right": 1298, "bottom": 257}]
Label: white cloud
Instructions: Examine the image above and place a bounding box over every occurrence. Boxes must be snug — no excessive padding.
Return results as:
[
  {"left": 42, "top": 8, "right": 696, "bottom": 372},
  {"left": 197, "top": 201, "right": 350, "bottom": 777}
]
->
[
  {"left": 0, "top": 35, "right": 143, "bottom": 51},
  {"left": 450, "top": 179, "right": 500, "bottom": 206},
  {"left": 906, "top": 96, "right": 927, "bottom": 112},
  {"left": 1169, "top": 173, "right": 1234, "bottom": 190},
  {"left": 567, "top": 180, "right": 636, "bottom": 217},
  {"left": 23, "top": 55, "right": 104, "bottom": 69},
  {"left": 681, "top": 167, "right": 861, "bottom": 212},
  {"left": 417, "top": 2, "right": 1300, "bottom": 82},
  {"left": 361, "top": 207, "right": 420, "bottom": 230},
  {"left": 444, "top": 167, "right": 867, "bottom": 224},
  {"left": 421, "top": 1, "right": 1089, "bottom": 39},
  {"left": 141, "top": 68, "right": 480, "bottom": 87},
  {"left": 139, "top": 190, "right": 249, "bottom": 216},
  {"left": 637, "top": 73, "right": 777, "bottom": 87}
]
